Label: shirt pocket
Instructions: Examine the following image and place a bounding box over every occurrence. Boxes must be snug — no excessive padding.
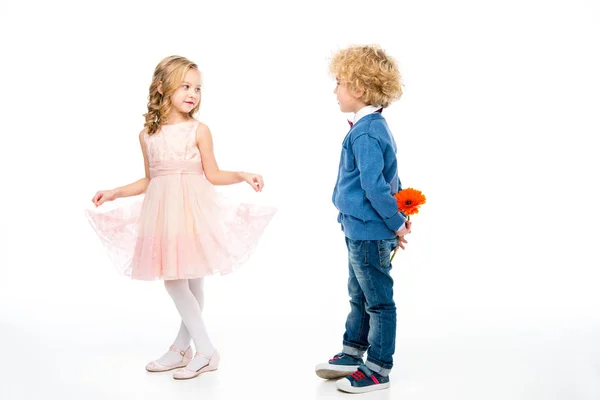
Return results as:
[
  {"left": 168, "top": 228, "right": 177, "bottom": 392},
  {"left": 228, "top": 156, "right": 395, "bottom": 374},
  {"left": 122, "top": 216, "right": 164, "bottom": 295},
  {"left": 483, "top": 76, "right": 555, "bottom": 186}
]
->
[{"left": 342, "top": 145, "right": 356, "bottom": 171}]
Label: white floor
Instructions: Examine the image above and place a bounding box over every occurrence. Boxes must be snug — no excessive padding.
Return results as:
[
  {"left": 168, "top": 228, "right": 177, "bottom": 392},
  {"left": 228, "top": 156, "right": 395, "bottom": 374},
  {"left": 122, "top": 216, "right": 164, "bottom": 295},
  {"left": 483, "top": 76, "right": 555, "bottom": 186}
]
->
[{"left": 3, "top": 301, "right": 600, "bottom": 400}]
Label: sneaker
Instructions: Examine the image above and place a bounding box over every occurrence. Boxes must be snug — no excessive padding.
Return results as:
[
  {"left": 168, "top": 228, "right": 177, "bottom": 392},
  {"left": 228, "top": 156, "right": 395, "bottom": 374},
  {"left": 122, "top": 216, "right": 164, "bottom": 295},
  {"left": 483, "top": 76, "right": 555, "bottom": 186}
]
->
[
  {"left": 336, "top": 365, "right": 390, "bottom": 393},
  {"left": 315, "top": 352, "right": 364, "bottom": 379}
]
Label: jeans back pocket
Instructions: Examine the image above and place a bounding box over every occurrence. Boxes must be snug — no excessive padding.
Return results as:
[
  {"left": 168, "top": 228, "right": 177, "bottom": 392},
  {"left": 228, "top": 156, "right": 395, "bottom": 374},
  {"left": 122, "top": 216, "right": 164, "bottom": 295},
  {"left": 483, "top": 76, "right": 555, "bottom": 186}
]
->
[{"left": 378, "top": 238, "right": 398, "bottom": 269}]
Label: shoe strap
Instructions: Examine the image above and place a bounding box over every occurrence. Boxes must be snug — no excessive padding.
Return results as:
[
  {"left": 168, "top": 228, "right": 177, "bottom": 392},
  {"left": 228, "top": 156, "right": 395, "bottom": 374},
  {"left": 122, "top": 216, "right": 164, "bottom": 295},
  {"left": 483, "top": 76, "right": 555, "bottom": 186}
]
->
[{"left": 169, "top": 345, "right": 190, "bottom": 357}]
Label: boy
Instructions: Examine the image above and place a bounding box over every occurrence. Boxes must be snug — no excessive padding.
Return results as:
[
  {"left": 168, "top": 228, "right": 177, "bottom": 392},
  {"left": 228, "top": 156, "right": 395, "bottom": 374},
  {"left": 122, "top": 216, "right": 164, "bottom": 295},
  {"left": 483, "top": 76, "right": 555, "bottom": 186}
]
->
[{"left": 315, "top": 45, "right": 412, "bottom": 394}]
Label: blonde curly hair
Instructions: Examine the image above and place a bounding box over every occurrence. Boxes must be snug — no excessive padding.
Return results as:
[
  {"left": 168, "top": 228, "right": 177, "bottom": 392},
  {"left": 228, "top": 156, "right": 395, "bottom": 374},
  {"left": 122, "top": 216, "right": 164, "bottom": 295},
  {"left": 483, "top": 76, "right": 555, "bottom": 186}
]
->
[
  {"left": 329, "top": 45, "right": 402, "bottom": 108},
  {"left": 144, "top": 55, "right": 200, "bottom": 135}
]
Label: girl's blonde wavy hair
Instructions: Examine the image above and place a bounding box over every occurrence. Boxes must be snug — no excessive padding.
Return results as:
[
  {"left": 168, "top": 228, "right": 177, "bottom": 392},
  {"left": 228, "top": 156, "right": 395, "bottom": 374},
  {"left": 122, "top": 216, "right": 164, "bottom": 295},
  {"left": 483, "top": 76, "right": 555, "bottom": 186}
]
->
[
  {"left": 144, "top": 55, "right": 201, "bottom": 135},
  {"left": 329, "top": 45, "right": 402, "bottom": 108}
]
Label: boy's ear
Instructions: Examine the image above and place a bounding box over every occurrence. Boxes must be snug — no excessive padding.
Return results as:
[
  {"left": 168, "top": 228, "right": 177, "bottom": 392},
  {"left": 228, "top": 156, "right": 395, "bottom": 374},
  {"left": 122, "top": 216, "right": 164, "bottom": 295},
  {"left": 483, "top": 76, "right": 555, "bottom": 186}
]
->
[
  {"left": 351, "top": 85, "right": 365, "bottom": 99},
  {"left": 157, "top": 81, "right": 163, "bottom": 95}
]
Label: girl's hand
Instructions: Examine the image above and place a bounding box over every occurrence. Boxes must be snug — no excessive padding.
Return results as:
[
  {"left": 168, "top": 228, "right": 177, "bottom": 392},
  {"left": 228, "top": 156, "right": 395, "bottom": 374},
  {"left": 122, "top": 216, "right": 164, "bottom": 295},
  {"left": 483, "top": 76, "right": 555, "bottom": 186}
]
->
[
  {"left": 240, "top": 172, "right": 264, "bottom": 192},
  {"left": 92, "top": 189, "right": 117, "bottom": 207}
]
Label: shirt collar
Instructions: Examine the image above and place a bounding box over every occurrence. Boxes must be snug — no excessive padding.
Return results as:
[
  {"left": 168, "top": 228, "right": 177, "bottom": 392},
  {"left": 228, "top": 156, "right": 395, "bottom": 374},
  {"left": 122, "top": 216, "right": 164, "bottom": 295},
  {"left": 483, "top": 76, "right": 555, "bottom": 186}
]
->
[{"left": 353, "top": 105, "right": 383, "bottom": 124}]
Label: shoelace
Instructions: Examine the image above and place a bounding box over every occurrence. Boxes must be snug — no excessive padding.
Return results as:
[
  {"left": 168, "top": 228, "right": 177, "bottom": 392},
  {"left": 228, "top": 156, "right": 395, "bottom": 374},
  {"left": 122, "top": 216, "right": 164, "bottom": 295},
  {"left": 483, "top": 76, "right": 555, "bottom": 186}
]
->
[{"left": 349, "top": 370, "right": 366, "bottom": 381}]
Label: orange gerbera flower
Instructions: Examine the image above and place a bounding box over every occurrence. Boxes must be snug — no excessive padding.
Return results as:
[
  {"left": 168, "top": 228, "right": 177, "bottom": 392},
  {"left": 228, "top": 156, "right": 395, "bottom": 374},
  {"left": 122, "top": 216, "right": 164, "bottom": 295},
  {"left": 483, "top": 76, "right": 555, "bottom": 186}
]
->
[{"left": 394, "top": 188, "right": 426, "bottom": 218}]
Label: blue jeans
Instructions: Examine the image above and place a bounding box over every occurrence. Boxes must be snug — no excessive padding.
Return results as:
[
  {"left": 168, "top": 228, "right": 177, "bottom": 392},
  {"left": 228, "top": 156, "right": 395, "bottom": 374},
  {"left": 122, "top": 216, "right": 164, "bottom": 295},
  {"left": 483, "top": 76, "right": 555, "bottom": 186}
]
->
[{"left": 342, "top": 236, "right": 398, "bottom": 376}]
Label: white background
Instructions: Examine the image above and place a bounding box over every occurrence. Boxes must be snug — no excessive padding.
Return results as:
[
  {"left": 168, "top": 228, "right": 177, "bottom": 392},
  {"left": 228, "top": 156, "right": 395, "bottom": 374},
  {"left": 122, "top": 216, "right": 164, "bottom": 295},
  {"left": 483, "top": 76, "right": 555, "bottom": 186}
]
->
[{"left": 1, "top": 0, "right": 599, "bottom": 399}]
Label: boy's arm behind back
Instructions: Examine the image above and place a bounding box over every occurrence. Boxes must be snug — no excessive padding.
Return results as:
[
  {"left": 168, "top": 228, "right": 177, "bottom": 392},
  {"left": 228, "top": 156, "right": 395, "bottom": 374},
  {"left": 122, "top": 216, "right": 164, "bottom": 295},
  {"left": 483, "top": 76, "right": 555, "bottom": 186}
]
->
[{"left": 353, "top": 134, "right": 405, "bottom": 231}]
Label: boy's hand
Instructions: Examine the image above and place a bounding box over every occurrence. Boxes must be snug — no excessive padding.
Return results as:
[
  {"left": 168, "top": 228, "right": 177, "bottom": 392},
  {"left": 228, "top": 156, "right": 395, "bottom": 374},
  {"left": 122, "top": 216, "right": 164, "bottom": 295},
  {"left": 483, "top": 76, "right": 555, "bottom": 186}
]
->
[
  {"left": 396, "top": 235, "right": 409, "bottom": 250},
  {"left": 394, "top": 220, "right": 412, "bottom": 250}
]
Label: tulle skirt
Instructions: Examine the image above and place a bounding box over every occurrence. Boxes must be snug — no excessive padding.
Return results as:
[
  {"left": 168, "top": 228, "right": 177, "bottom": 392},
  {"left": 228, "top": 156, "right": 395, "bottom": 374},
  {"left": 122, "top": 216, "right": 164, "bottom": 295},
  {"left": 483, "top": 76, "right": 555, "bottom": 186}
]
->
[{"left": 85, "top": 164, "right": 276, "bottom": 280}]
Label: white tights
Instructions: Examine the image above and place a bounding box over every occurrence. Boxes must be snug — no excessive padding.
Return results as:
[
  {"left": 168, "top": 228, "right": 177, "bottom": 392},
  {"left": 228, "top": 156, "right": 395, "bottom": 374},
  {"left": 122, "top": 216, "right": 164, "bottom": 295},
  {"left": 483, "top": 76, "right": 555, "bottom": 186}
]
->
[{"left": 157, "top": 278, "right": 215, "bottom": 368}]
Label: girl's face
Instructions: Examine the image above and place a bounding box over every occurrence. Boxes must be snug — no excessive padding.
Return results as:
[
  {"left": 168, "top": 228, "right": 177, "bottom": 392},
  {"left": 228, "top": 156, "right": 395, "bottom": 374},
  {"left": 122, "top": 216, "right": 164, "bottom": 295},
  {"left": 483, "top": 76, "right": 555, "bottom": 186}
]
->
[
  {"left": 170, "top": 68, "right": 202, "bottom": 115},
  {"left": 333, "top": 77, "right": 364, "bottom": 113}
]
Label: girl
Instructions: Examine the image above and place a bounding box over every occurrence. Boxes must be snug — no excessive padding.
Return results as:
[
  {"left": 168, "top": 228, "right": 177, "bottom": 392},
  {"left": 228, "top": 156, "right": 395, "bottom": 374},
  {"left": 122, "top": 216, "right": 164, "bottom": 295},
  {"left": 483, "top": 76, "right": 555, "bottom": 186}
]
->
[{"left": 86, "top": 55, "right": 276, "bottom": 380}]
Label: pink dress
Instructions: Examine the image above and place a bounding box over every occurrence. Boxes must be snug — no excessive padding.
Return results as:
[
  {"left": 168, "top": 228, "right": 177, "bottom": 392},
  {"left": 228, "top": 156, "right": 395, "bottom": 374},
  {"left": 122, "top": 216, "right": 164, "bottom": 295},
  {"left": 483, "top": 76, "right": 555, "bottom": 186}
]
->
[{"left": 85, "top": 121, "right": 277, "bottom": 280}]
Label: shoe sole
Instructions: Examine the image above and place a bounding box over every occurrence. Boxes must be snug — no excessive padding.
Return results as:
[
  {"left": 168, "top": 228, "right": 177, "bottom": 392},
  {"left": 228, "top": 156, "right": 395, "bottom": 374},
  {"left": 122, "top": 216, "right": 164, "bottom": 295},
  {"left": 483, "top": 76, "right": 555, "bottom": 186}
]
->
[
  {"left": 315, "top": 363, "right": 359, "bottom": 379},
  {"left": 146, "top": 362, "right": 190, "bottom": 373},
  {"left": 146, "top": 366, "right": 184, "bottom": 373},
  {"left": 336, "top": 380, "right": 390, "bottom": 394},
  {"left": 173, "top": 367, "right": 218, "bottom": 380}
]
